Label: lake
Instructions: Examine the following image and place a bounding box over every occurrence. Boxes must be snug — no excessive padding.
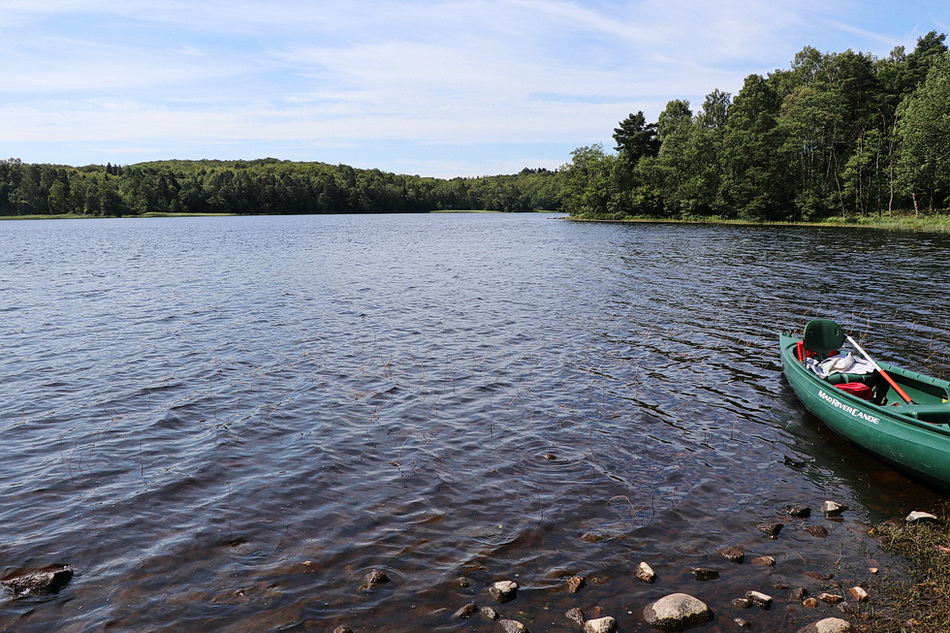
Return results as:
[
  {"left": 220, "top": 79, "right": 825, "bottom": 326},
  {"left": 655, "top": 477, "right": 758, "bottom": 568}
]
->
[{"left": 2, "top": 213, "right": 949, "bottom": 632}]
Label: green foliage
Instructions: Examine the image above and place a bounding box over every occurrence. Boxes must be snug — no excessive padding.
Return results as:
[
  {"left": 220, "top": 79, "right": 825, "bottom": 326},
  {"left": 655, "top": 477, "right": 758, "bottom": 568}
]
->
[
  {"left": 0, "top": 158, "right": 565, "bottom": 217},
  {"left": 562, "top": 32, "right": 950, "bottom": 221}
]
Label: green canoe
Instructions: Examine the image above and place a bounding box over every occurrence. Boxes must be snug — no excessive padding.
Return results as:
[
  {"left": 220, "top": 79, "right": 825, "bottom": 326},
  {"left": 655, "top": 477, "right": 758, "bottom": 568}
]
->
[{"left": 780, "top": 319, "right": 950, "bottom": 487}]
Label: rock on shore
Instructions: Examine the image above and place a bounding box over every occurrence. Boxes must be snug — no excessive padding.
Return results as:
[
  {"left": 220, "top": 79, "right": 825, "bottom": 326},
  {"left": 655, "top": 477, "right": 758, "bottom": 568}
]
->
[
  {"left": 1, "top": 565, "right": 74, "bottom": 597},
  {"left": 643, "top": 593, "right": 713, "bottom": 631}
]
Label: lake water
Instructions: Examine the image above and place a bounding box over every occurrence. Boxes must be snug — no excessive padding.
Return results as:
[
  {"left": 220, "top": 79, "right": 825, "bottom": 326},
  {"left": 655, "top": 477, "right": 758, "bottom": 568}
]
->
[{"left": 2, "top": 213, "right": 949, "bottom": 632}]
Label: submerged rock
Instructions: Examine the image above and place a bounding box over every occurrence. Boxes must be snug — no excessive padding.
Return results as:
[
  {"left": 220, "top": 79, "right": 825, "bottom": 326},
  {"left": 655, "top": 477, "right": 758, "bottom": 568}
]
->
[
  {"left": 1, "top": 565, "right": 74, "bottom": 597},
  {"left": 688, "top": 567, "right": 719, "bottom": 581},
  {"left": 360, "top": 569, "right": 390, "bottom": 590},
  {"left": 643, "top": 593, "right": 713, "bottom": 631},
  {"left": 453, "top": 602, "right": 478, "bottom": 618}
]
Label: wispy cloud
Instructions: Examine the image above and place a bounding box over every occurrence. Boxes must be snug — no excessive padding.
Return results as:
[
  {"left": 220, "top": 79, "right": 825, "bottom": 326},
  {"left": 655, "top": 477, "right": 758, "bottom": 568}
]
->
[{"left": 0, "top": 0, "right": 946, "bottom": 176}]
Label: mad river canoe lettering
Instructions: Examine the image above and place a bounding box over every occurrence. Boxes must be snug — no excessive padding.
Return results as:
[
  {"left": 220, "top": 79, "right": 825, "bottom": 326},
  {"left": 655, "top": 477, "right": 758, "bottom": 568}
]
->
[{"left": 817, "top": 389, "right": 881, "bottom": 425}]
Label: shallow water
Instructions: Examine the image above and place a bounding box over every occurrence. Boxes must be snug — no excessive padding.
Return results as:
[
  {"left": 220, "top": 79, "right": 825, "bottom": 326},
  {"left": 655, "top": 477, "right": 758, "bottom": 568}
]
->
[{"left": 2, "top": 214, "right": 948, "bottom": 632}]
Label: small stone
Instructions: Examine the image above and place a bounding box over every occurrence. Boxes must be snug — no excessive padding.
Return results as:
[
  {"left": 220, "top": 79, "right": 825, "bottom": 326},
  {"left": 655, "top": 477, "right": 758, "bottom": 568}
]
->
[
  {"left": 583, "top": 616, "right": 617, "bottom": 633},
  {"left": 565, "top": 607, "right": 586, "bottom": 625},
  {"left": 818, "top": 592, "right": 844, "bottom": 604},
  {"left": 490, "top": 580, "right": 518, "bottom": 603},
  {"left": 1, "top": 565, "right": 74, "bottom": 597},
  {"left": 905, "top": 511, "right": 938, "bottom": 524},
  {"left": 786, "top": 504, "right": 812, "bottom": 518},
  {"left": 732, "top": 597, "right": 753, "bottom": 609},
  {"left": 803, "top": 598, "right": 819, "bottom": 608},
  {"left": 333, "top": 628, "right": 353, "bottom": 633},
  {"left": 735, "top": 618, "right": 752, "bottom": 628},
  {"left": 719, "top": 546, "right": 745, "bottom": 563},
  {"left": 790, "top": 587, "right": 808, "bottom": 601},
  {"left": 636, "top": 561, "right": 657, "bottom": 583},
  {"left": 457, "top": 576, "right": 471, "bottom": 587},
  {"left": 363, "top": 570, "right": 390, "bottom": 586},
  {"left": 757, "top": 522, "right": 784, "bottom": 538},
  {"left": 453, "top": 603, "right": 478, "bottom": 619},
  {"left": 643, "top": 593, "right": 713, "bottom": 631},
  {"left": 752, "top": 555, "right": 776, "bottom": 566},
  {"left": 848, "top": 586, "right": 869, "bottom": 602},
  {"left": 821, "top": 501, "right": 847, "bottom": 517},
  {"left": 805, "top": 571, "right": 834, "bottom": 581},
  {"left": 688, "top": 567, "right": 720, "bottom": 581},
  {"left": 806, "top": 525, "right": 830, "bottom": 538},
  {"left": 869, "top": 567, "right": 879, "bottom": 574},
  {"left": 481, "top": 606, "right": 499, "bottom": 620},
  {"left": 566, "top": 575, "right": 585, "bottom": 593},
  {"left": 795, "top": 616, "right": 853, "bottom": 633},
  {"left": 746, "top": 590, "right": 773, "bottom": 608},
  {"left": 499, "top": 618, "right": 529, "bottom": 633}
]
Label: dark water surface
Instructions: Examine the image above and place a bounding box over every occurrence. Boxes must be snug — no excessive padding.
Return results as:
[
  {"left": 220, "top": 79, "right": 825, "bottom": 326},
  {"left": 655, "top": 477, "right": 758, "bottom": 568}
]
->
[{"left": 2, "top": 214, "right": 949, "bottom": 632}]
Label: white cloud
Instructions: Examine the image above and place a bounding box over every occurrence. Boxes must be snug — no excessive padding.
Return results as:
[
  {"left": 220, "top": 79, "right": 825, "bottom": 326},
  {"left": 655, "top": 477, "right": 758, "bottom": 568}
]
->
[{"left": 0, "top": 0, "right": 947, "bottom": 176}]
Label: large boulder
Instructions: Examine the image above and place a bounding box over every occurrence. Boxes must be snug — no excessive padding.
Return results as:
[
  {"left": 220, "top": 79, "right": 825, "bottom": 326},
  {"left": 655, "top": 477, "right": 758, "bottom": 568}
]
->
[{"left": 643, "top": 593, "right": 713, "bottom": 631}]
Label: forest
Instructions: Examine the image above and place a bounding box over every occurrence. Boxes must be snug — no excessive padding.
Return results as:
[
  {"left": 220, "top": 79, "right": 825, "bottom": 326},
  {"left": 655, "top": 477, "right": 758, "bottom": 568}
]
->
[
  {"left": 562, "top": 32, "right": 950, "bottom": 221},
  {"left": 0, "top": 158, "right": 563, "bottom": 217},
  {"left": 3, "top": 33, "right": 949, "bottom": 222}
]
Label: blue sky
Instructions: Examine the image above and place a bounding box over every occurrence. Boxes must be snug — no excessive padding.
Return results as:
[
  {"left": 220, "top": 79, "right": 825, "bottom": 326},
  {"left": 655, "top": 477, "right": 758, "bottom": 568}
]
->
[{"left": 1, "top": 1, "right": 948, "bottom": 178}]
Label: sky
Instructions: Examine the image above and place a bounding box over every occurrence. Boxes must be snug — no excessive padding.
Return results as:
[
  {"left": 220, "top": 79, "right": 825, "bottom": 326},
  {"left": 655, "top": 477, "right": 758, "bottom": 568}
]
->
[{"left": 1, "top": 1, "right": 948, "bottom": 178}]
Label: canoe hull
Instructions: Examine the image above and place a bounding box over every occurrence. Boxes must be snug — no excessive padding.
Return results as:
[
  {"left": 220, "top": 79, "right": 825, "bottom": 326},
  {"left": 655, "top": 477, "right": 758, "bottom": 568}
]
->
[{"left": 780, "top": 332, "right": 950, "bottom": 487}]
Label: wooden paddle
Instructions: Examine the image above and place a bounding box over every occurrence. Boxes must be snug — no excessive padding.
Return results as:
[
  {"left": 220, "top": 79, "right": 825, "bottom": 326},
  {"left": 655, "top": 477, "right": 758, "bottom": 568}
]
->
[{"left": 845, "top": 334, "right": 914, "bottom": 404}]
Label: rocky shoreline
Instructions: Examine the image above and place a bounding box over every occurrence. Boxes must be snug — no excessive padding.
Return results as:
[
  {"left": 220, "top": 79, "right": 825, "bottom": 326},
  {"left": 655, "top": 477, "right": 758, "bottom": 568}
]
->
[{"left": 4, "top": 501, "right": 942, "bottom": 632}]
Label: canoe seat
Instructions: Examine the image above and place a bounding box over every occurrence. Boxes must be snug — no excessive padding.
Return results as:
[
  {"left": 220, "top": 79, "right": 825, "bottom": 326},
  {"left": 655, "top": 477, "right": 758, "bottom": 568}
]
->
[
  {"left": 803, "top": 319, "right": 844, "bottom": 359},
  {"left": 892, "top": 403, "right": 950, "bottom": 424}
]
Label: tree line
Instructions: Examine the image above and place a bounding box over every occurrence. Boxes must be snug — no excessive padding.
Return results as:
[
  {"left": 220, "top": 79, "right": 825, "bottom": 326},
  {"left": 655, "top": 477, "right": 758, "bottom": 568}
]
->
[
  {"left": 0, "top": 158, "right": 564, "bottom": 217},
  {"left": 562, "top": 32, "right": 950, "bottom": 221}
]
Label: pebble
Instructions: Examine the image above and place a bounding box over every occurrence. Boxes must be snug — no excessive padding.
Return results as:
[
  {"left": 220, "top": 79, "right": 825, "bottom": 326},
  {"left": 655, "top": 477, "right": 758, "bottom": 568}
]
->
[
  {"left": 818, "top": 592, "right": 844, "bottom": 604},
  {"left": 752, "top": 555, "right": 776, "bottom": 566},
  {"left": 786, "top": 504, "right": 812, "bottom": 518},
  {"left": 490, "top": 580, "right": 518, "bottom": 603},
  {"left": 757, "top": 522, "right": 784, "bottom": 538},
  {"left": 746, "top": 590, "right": 773, "bottom": 608},
  {"left": 499, "top": 618, "right": 529, "bottom": 633},
  {"left": 719, "top": 546, "right": 745, "bottom": 563},
  {"left": 848, "top": 586, "right": 869, "bottom": 602},
  {"left": 453, "top": 603, "right": 478, "bottom": 619},
  {"left": 566, "top": 576, "right": 585, "bottom": 593},
  {"left": 481, "top": 606, "right": 499, "bottom": 620},
  {"left": 905, "top": 510, "right": 938, "bottom": 523},
  {"left": 821, "top": 500, "right": 847, "bottom": 517},
  {"left": 805, "top": 525, "right": 830, "bottom": 538},
  {"left": 583, "top": 616, "right": 616, "bottom": 633},
  {"left": 688, "top": 567, "right": 720, "bottom": 581},
  {"left": 565, "top": 607, "right": 586, "bottom": 625},
  {"left": 635, "top": 561, "right": 656, "bottom": 583},
  {"left": 795, "top": 616, "right": 853, "bottom": 633}
]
